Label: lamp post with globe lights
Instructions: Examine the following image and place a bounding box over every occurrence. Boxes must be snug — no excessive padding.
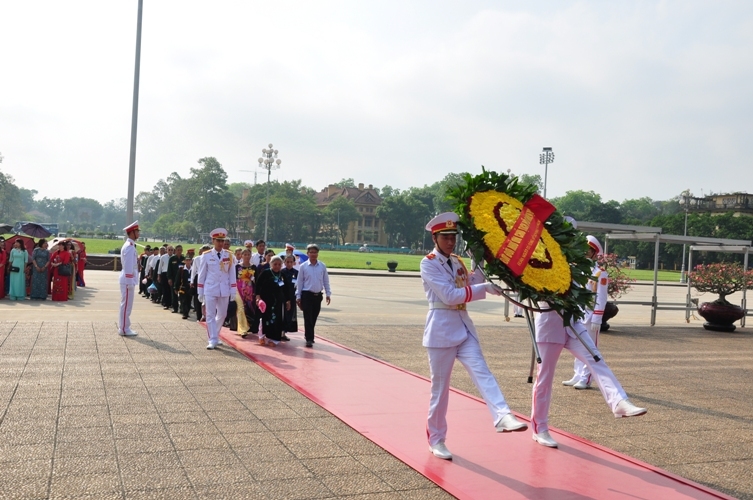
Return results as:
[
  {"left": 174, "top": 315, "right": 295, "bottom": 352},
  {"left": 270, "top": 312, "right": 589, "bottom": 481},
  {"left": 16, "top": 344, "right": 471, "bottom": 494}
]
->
[
  {"left": 539, "top": 147, "right": 554, "bottom": 198},
  {"left": 258, "top": 144, "right": 281, "bottom": 242}
]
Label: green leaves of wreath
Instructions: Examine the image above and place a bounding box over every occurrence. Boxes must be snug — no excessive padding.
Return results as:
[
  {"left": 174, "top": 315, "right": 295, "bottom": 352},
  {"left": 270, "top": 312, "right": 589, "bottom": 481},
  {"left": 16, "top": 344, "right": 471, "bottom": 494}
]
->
[{"left": 448, "top": 167, "right": 595, "bottom": 325}]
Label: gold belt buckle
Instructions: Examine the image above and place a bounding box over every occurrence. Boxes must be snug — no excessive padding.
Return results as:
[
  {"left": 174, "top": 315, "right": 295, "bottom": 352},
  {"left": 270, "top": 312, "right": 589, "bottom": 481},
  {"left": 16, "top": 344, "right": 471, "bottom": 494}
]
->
[{"left": 456, "top": 304, "right": 466, "bottom": 311}]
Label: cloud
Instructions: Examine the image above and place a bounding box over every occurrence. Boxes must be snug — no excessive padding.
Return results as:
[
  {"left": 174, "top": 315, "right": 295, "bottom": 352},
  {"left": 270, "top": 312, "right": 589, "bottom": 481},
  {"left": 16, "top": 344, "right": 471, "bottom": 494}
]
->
[{"left": 0, "top": 0, "right": 751, "bottom": 206}]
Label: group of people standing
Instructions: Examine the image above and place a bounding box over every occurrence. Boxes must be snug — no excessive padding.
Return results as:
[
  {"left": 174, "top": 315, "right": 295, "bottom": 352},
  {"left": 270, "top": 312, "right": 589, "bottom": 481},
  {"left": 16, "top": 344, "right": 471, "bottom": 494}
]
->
[
  {"left": 118, "top": 223, "right": 332, "bottom": 350},
  {"left": 0, "top": 236, "right": 86, "bottom": 302}
]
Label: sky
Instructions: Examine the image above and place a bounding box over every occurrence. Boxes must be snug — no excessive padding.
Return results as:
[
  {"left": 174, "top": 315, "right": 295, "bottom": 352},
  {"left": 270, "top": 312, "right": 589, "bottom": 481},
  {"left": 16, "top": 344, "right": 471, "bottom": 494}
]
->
[{"left": 1, "top": 1, "right": 752, "bottom": 205}]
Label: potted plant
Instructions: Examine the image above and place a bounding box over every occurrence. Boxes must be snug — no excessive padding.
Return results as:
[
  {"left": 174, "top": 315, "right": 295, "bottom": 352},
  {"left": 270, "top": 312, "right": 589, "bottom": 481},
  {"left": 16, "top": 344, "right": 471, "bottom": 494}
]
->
[
  {"left": 596, "top": 253, "right": 636, "bottom": 331},
  {"left": 387, "top": 260, "right": 398, "bottom": 272},
  {"left": 689, "top": 262, "right": 753, "bottom": 332}
]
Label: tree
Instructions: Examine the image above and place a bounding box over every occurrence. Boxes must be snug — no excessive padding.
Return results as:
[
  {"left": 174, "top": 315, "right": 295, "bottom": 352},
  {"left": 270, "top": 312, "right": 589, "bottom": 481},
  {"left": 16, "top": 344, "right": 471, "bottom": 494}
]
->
[
  {"left": 550, "top": 190, "right": 621, "bottom": 223},
  {"left": 519, "top": 174, "right": 543, "bottom": 193},
  {"left": 376, "top": 193, "right": 429, "bottom": 247},
  {"left": 333, "top": 178, "right": 356, "bottom": 188},
  {"left": 186, "top": 157, "right": 236, "bottom": 233},
  {"left": 323, "top": 197, "right": 360, "bottom": 244}
]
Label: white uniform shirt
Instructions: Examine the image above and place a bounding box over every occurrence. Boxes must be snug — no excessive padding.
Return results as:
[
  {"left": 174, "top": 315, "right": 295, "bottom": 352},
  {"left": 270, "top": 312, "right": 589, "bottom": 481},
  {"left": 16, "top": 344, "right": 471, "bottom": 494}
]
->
[
  {"left": 119, "top": 238, "right": 139, "bottom": 286},
  {"left": 251, "top": 252, "right": 265, "bottom": 268},
  {"left": 197, "top": 248, "right": 237, "bottom": 298},
  {"left": 420, "top": 249, "right": 487, "bottom": 348},
  {"left": 583, "top": 264, "right": 609, "bottom": 325}
]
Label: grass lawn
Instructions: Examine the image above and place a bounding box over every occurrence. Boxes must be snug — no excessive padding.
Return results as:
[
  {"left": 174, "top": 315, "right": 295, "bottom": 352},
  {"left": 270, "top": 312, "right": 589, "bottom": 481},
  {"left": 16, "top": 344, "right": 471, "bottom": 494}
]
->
[
  {"left": 77, "top": 237, "right": 682, "bottom": 277},
  {"left": 623, "top": 269, "right": 682, "bottom": 282},
  {"left": 79, "top": 237, "right": 427, "bottom": 271}
]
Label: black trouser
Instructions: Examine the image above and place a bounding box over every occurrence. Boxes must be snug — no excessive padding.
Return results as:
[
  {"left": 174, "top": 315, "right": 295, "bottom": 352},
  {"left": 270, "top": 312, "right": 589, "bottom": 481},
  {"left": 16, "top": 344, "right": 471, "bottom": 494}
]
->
[
  {"left": 160, "top": 273, "right": 171, "bottom": 307},
  {"left": 179, "top": 290, "right": 192, "bottom": 317},
  {"left": 192, "top": 287, "right": 202, "bottom": 320},
  {"left": 151, "top": 268, "right": 161, "bottom": 302},
  {"left": 300, "top": 291, "right": 323, "bottom": 343},
  {"left": 171, "top": 282, "right": 180, "bottom": 312}
]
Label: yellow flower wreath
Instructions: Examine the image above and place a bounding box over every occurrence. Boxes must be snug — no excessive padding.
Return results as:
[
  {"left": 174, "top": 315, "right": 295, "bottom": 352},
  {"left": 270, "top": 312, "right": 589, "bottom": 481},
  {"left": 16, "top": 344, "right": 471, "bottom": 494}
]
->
[{"left": 468, "top": 191, "right": 571, "bottom": 294}]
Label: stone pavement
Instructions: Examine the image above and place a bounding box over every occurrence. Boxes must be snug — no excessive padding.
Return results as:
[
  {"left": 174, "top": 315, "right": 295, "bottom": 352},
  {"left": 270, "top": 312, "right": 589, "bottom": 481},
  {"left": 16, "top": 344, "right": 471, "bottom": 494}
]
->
[{"left": 1, "top": 270, "right": 752, "bottom": 499}]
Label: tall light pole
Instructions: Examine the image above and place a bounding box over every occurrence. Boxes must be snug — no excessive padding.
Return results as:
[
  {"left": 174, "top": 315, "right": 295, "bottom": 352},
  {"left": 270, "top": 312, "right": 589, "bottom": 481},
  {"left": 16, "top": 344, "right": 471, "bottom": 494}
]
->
[
  {"left": 539, "top": 147, "right": 554, "bottom": 198},
  {"left": 126, "top": 0, "right": 144, "bottom": 225},
  {"left": 257, "top": 144, "right": 281, "bottom": 242},
  {"left": 679, "top": 190, "right": 691, "bottom": 283}
]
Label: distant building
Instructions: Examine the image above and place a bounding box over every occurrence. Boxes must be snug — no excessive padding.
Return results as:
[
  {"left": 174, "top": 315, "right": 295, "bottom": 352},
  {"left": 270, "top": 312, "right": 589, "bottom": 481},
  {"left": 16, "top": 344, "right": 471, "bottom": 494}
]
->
[
  {"left": 688, "top": 192, "right": 753, "bottom": 217},
  {"left": 315, "top": 183, "right": 388, "bottom": 245}
]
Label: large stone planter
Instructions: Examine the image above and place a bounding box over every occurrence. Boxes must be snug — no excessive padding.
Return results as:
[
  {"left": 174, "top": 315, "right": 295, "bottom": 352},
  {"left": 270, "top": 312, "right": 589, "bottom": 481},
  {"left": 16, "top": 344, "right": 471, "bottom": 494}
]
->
[
  {"left": 697, "top": 301, "right": 745, "bottom": 332},
  {"left": 387, "top": 261, "right": 398, "bottom": 273},
  {"left": 600, "top": 302, "right": 619, "bottom": 332}
]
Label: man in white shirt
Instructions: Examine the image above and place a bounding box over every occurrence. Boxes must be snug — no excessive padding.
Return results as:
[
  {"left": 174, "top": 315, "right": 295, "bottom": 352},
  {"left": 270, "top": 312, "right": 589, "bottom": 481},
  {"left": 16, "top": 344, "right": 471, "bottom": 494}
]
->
[
  {"left": 251, "top": 240, "right": 266, "bottom": 268},
  {"left": 295, "top": 244, "right": 331, "bottom": 348}
]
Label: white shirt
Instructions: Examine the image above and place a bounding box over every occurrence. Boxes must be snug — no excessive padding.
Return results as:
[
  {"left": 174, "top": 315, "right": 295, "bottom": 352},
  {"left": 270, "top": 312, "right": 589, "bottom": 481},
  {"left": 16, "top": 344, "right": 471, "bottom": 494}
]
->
[
  {"left": 251, "top": 252, "right": 265, "bottom": 267},
  {"left": 158, "top": 253, "right": 170, "bottom": 274},
  {"left": 146, "top": 254, "right": 158, "bottom": 275},
  {"left": 295, "top": 259, "right": 331, "bottom": 300}
]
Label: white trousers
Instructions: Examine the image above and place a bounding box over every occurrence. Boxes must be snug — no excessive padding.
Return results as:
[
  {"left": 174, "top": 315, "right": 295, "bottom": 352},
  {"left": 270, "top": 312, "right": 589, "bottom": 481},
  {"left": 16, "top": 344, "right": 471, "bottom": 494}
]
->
[
  {"left": 426, "top": 334, "right": 511, "bottom": 446},
  {"left": 204, "top": 295, "right": 229, "bottom": 344},
  {"left": 573, "top": 321, "right": 599, "bottom": 383},
  {"left": 119, "top": 284, "right": 135, "bottom": 334},
  {"left": 531, "top": 332, "right": 627, "bottom": 434}
]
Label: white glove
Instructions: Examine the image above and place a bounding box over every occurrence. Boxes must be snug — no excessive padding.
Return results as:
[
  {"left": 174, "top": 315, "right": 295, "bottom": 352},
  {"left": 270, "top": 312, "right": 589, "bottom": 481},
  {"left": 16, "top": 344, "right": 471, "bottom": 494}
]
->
[
  {"left": 198, "top": 294, "right": 204, "bottom": 304},
  {"left": 484, "top": 282, "right": 503, "bottom": 296},
  {"left": 588, "top": 322, "right": 601, "bottom": 336}
]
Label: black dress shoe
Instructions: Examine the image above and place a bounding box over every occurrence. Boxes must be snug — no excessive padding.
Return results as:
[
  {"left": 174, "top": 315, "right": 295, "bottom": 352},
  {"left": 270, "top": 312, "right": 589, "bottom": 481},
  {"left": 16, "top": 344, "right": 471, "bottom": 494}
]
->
[
  {"left": 281, "top": 335, "right": 290, "bottom": 342},
  {"left": 305, "top": 342, "right": 313, "bottom": 348}
]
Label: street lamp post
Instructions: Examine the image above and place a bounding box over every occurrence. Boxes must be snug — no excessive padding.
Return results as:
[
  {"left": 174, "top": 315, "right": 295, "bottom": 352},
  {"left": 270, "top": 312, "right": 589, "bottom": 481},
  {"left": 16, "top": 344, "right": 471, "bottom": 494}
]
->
[
  {"left": 257, "top": 143, "right": 281, "bottom": 242},
  {"left": 539, "top": 147, "right": 555, "bottom": 198},
  {"left": 679, "top": 190, "right": 691, "bottom": 283}
]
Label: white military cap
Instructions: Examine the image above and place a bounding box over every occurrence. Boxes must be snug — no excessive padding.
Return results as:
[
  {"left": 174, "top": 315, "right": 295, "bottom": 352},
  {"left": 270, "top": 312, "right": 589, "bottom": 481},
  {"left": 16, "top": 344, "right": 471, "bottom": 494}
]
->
[
  {"left": 244, "top": 240, "right": 254, "bottom": 246},
  {"left": 586, "top": 235, "right": 604, "bottom": 256},
  {"left": 123, "top": 220, "right": 140, "bottom": 233},
  {"left": 425, "top": 212, "right": 459, "bottom": 234},
  {"left": 210, "top": 228, "right": 228, "bottom": 240}
]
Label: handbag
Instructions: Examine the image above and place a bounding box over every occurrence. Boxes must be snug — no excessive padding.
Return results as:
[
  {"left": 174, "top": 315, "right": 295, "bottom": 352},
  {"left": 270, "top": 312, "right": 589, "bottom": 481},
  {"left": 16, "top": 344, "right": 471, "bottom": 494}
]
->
[
  {"left": 10, "top": 266, "right": 20, "bottom": 273},
  {"left": 58, "top": 263, "right": 72, "bottom": 276}
]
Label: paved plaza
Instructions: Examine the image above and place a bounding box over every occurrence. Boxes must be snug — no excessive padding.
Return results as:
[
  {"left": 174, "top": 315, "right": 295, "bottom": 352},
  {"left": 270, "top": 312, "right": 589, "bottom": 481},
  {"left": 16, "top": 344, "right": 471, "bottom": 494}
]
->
[{"left": 0, "top": 270, "right": 752, "bottom": 499}]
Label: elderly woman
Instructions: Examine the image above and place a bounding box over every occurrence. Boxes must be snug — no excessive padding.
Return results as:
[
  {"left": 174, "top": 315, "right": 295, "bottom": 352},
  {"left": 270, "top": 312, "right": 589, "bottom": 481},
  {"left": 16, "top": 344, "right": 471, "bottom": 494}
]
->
[
  {"left": 30, "top": 239, "right": 51, "bottom": 300},
  {"left": 8, "top": 239, "right": 28, "bottom": 300},
  {"left": 281, "top": 254, "right": 299, "bottom": 340},
  {"left": 255, "top": 255, "right": 290, "bottom": 346},
  {"left": 236, "top": 249, "right": 257, "bottom": 338}
]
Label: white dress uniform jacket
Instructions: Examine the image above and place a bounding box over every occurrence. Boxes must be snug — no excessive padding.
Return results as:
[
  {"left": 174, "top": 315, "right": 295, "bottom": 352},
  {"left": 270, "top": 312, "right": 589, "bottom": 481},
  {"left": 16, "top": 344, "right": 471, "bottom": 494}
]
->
[
  {"left": 119, "top": 238, "right": 138, "bottom": 286},
  {"left": 197, "top": 249, "right": 237, "bottom": 298},
  {"left": 583, "top": 264, "right": 609, "bottom": 326},
  {"left": 421, "top": 250, "right": 488, "bottom": 348}
]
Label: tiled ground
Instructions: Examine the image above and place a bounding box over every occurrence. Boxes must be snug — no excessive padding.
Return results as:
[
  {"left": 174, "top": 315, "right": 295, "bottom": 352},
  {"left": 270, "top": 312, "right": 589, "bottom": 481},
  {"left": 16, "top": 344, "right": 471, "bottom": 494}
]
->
[
  {"left": 0, "top": 321, "right": 451, "bottom": 500},
  {"left": 319, "top": 322, "right": 753, "bottom": 500}
]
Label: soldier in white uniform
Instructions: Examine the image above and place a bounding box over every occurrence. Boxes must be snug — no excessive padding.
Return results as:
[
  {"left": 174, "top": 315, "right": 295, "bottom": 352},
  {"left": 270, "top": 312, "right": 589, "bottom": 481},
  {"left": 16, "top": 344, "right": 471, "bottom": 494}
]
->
[
  {"left": 564, "top": 235, "right": 610, "bottom": 390},
  {"left": 530, "top": 240, "right": 646, "bottom": 449},
  {"left": 421, "top": 212, "right": 527, "bottom": 461},
  {"left": 118, "top": 221, "right": 140, "bottom": 336},
  {"left": 197, "top": 228, "right": 237, "bottom": 349}
]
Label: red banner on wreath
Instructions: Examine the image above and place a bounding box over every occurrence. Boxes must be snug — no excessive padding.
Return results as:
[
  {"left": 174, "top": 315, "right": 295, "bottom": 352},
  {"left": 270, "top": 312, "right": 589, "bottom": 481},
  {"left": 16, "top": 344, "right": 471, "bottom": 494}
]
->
[{"left": 495, "top": 195, "right": 555, "bottom": 276}]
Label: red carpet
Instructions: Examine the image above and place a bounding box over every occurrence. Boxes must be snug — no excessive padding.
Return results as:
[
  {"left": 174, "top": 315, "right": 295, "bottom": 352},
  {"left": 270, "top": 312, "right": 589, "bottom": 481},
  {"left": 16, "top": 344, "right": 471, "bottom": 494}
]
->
[{"left": 218, "top": 328, "right": 732, "bottom": 500}]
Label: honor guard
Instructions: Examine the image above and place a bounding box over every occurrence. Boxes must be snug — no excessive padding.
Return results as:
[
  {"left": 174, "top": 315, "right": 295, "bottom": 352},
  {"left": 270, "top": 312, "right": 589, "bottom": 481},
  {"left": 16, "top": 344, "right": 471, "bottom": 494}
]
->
[
  {"left": 118, "top": 221, "right": 140, "bottom": 336},
  {"left": 530, "top": 236, "right": 646, "bottom": 449},
  {"left": 421, "top": 212, "right": 527, "bottom": 461},
  {"left": 197, "top": 228, "right": 237, "bottom": 349},
  {"left": 563, "top": 235, "right": 610, "bottom": 390}
]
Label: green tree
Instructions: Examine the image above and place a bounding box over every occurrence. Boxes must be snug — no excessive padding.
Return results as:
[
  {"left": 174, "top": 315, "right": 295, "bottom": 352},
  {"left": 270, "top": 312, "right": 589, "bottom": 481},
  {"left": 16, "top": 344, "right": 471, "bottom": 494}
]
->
[
  {"left": 333, "top": 178, "right": 356, "bottom": 188},
  {"left": 324, "top": 197, "right": 360, "bottom": 244},
  {"left": 376, "top": 193, "right": 429, "bottom": 247},
  {"left": 519, "top": 174, "right": 543, "bottom": 193},
  {"left": 186, "top": 157, "right": 236, "bottom": 233}
]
